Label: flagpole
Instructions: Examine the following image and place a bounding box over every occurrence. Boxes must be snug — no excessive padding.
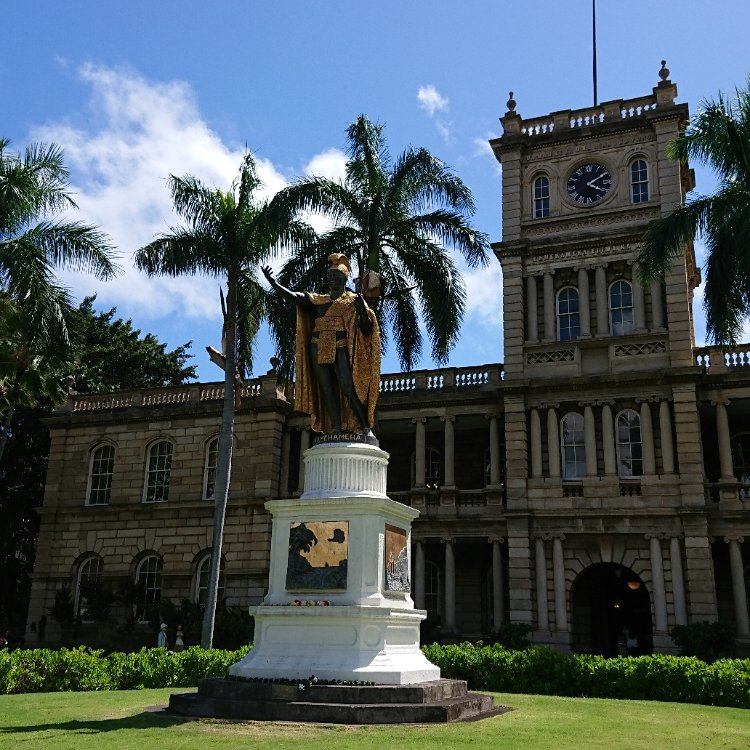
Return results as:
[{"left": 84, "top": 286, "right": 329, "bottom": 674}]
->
[{"left": 592, "top": 0, "right": 598, "bottom": 106}]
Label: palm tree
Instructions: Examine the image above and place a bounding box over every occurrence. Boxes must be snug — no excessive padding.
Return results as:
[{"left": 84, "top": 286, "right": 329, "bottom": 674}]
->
[
  {"left": 268, "top": 115, "right": 490, "bottom": 375},
  {"left": 134, "top": 153, "right": 312, "bottom": 648},
  {"left": 0, "top": 290, "right": 72, "bottom": 464},
  {"left": 637, "top": 81, "right": 750, "bottom": 343},
  {"left": 0, "top": 138, "right": 117, "bottom": 461}
]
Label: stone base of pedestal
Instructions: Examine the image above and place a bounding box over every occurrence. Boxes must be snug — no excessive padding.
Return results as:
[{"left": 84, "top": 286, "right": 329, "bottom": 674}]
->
[
  {"left": 229, "top": 604, "right": 439, "bottom": 684},
  {"left": 170, "top": 678, "right": 503, "bottom": 724}
]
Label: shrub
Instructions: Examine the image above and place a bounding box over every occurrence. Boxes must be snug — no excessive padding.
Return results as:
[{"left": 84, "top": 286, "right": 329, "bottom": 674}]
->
[
  {"left": 481, "top": 622, "right": 532, "bottom": 650},
  {"left": 671, "top": 621, "right": 736, "bottom": 662},
  {"left": 423, "top": 642, "right": 750, "bottom": 709},
  {"left": 0, "top": 644, "right": 250, "bottom": 694}
]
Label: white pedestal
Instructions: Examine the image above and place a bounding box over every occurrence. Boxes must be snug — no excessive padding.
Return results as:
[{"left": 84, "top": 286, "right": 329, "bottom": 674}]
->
[{"left": 230, "top": 442, "right": 440, "bottom": 685}]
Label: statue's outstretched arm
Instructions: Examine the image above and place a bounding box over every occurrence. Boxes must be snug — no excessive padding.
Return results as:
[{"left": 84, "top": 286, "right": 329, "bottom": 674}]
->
[
  {"left": 354, "top": 294, "right": 374, "bottom": 335},
  {"left": 262, "top": 265, "right": 307, "bottom": 304}
]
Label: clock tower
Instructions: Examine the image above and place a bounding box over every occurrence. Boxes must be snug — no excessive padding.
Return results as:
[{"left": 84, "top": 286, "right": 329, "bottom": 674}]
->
[{"left": 489, "top": 64, "right": 717, "bottom": 650}]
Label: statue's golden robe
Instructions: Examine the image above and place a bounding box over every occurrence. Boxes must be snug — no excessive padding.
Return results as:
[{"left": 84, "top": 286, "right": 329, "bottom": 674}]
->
[{"left": 294, "top": 291, "right": 380, "bottom": 433}]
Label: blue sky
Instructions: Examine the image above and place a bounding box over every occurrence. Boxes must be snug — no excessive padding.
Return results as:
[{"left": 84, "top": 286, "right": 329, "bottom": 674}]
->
[{"left": 4, "top": 1, "right": 750, "bottom": 382}]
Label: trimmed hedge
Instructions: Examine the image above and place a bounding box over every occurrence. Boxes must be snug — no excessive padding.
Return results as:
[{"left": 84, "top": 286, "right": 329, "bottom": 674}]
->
[
  {"left": 1, "top": 643, "right": 749, "bottom": 709},
  {"left": 0, "top": 645, "right": 249, "bottom": 694},
  {"left": 423, "top": 643, "right": 750, "bottom": 709}
]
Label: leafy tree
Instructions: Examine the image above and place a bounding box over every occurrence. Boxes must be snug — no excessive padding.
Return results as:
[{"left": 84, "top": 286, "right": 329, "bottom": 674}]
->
[
  {"left": 268, "top": 114, "right": 490, "bottom": 376},
  {"left": 134, "top": 153, "right": 311, "bottom": 648},
  {"left": 71, "top": 296, "right": 196, "bottom": 392},
  {"left": 638, "top": 81, "right": 750, "bottom": 343},
  {"left": 0, "top": 138, "right": 117, "bottom": 462}
]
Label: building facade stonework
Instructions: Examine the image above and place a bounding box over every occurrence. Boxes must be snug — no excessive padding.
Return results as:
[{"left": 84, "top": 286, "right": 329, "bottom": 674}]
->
[{"left": 26, "top": 70, "right": 750, "bottom": 655}]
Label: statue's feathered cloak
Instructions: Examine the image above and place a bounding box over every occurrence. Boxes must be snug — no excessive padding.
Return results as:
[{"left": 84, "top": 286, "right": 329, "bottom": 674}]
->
[{"left": 294, "top": 291, "right": 380, "bottom": 433}]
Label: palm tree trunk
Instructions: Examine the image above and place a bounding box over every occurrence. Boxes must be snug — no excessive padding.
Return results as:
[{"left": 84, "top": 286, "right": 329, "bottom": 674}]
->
[{"left": 201, "top": 313, "right": 237, "bottom": 649}]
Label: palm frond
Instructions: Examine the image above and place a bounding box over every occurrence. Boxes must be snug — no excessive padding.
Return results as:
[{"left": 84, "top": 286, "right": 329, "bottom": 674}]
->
[{"left": 135, "top": 230, "right": 224, "bottom": 278}]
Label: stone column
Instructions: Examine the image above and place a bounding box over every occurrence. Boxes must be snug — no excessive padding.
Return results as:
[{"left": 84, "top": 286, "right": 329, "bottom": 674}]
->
[
  {"left": 526, "top": 275, "right": 539, "bottom": 343},
  {"left": 414, "top": 539, "right": 426, "bottom": 610},
  {"left": 552, "top": 535, "right": 567, "bottom": 631},
  {"left": 602, "top": 403, "right": 617, "bottom": 476},
  {"left": 488, "top": 415, "right": 502, "bottom": 486},
  {"left": 725, "top": 537, "right": 750, "bottom": 637},
  {"left": 669, "top": 536, "right": 688, "bottom": 626},
  {"left": 714, "top": 399, "right": 734, "bottom": 481},
  {"left": 632, "top": 262, "right": 646, "bottom": 332},
  {"left": 443, "top": 538, "right": 456, "bottom": 631},
  {"left": 647, "top": 534, "right": 668, "bottom": 633},
  {"left": 595, "top": 265, "right": 608, "bottom": 336},
  {"left": 279, "top": 429, "right": 291, "bottom": 498},
  {"left": 543, "top": 271, "right": 555, "bottom": 341},
  {"left": 530, "top": 408, "right": 542, "bottom": 478},
  {"left": 651, "top": 281, "right": 665, "bottom": 330},
  {"left": 640, "top": 401, "right": 656, "bottom": 475},
  {"left": 413, "top": 417, "right": 426, "bottom": 488},
  {"left": 583, "top": 405, "right": 597, "bottom": 477},
  {"left": 659, "top": 400, "right": 675, "bottom": 474},
  {"left": 442, "top": 415, "right": 456, "bottom": 488},
  {"left": 296, "top": 427, "right": 310, "bottom": 494},
  {"left": 547, "top": 406, "right": 561, "bottom": 478},
  {"left": 578, "top": 267, "right": 591, "bottom": 338},
  {"left": 491, "top": 538, "right": 505, "bottom": 629},
  {"left": 535, "top": 536, "right": 549, "bottom": 631}
]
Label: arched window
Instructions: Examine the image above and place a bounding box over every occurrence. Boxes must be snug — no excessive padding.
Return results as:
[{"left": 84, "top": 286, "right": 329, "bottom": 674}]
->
[
  {"left": 731, "top": 433, "right": 750, "bottom": 484},
  {"left": 533, "top": 175, "right": 550, "bottom": 218},
  {"left": 194, "top": 554, "right": 225, "bottom": 606},
  {"left": 75, "top": 556, "right": 103, "bottom": 620},
  {"left": 557, "top": 287, "right": 580, "bottom": 341},
  {"left": 561, "top": 413, "right": 586, "bottom": 480},
  {"left": 135, "top": 555, "right": 162, "bottom": 621},
  {"left": 144, "top": 440, "right": 172, "bottom": 503},
  {"left": 630, "top": 159, "right": 649, "bottom": 203},
  {"left": 609, "top": 280, "right": 634, "bottom": 336},
  {"left": 203, "top": 436, "right": 219, "bottom": 501},
  {"left": 86, "top": 444, "right": 114, "bottom": 505},
  {"left": 616, "top": 409, "right": 643, "bottom": 478},
  {"left": 411, "top": 447, "right": 442, "bottom": 489},
  {"left": 425, "top": 561, "right": 441, "bottom": 619}
]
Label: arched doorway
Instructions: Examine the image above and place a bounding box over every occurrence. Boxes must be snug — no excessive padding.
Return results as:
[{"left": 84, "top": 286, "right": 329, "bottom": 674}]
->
[{"left": 570, "top": 563, "right": 652, "bottom": 656}]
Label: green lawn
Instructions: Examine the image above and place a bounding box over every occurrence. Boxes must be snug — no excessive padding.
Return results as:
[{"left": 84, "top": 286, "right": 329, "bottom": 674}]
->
[{"left": 0, "top": 688, "right": 748, "bottom": 750}]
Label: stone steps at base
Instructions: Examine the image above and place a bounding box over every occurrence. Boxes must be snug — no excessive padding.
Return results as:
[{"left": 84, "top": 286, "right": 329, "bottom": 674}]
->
[
  {"left": 197, "top": 677, "right": 468, "bottom": 704},
  {"left": 169, "top": 678, "right": 501, "bottom": 724}
]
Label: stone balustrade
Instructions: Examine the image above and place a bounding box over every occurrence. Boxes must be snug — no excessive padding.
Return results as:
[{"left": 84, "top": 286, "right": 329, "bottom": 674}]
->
[
  {"left": 513, "top": 95, "right": 658, "bottom": 139},
  {"left": 695, "top": 344, "right": 750, "bottom": 371},
  {"left": 379, "top": 363, "right": 504, "bottom": 394},
  {"left": 62, "top": 362, "right": 505, "bottom": 414}
]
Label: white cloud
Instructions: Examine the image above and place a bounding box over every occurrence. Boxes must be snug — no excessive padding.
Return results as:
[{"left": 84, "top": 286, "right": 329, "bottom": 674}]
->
[
  {"left": 417, "top": 85, "right": 449, "bottom": 116},
  {"left": 31, "top": 63, "right": 289, "bottom": 320},
  {"left": 305, "top": 148, "right": 347, "bottom": 182},
  {"left": 463, "top": 263, "right": 503, "bottom": 330}
]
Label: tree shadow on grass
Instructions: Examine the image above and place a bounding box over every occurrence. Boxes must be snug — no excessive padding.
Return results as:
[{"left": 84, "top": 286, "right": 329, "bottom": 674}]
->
[{"left": 0, "top": 706, "right": 193, "bottom": 734}]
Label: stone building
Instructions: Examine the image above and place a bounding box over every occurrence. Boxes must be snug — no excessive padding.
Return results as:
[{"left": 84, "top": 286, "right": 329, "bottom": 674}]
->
[{"left": 26, "top": 67, "right": 750, "bottom": 655}]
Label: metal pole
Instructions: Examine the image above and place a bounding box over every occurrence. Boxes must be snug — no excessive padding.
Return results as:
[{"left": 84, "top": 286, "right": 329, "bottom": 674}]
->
[{"left": 592, "top": 0, "right": 598, "bottom": 106}]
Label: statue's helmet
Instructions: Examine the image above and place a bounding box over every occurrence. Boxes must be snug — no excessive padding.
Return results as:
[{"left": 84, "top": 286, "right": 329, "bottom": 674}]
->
[{"left": 327, "top": 253, "right": 350, "bottom": 278}]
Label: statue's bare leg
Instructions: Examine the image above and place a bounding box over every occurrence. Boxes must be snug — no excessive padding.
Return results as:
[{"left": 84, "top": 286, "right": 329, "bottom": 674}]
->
[
  {"left": 310, "top": 343, "right": 341, "bottom": 431},
  {"left": 334, "top": 348, "right": 369, "bottom": 431}
]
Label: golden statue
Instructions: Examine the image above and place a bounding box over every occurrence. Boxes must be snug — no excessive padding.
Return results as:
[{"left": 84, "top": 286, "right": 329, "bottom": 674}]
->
[{"left": 262, "top": 254, "right": 380, "bottom": 437}]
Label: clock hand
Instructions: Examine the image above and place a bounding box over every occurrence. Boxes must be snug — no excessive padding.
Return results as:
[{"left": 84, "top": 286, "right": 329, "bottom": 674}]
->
[
  {"left": 589, "top": 183, "right": 607, "bottom": 192},
  {"left": 586, "top": 174, "right": 605, "bottom": 188}
]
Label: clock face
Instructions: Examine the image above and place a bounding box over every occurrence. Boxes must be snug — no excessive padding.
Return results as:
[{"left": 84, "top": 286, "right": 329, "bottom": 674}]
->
[{"left": 566, "top": 163, "right": 612, "bottom": 205}]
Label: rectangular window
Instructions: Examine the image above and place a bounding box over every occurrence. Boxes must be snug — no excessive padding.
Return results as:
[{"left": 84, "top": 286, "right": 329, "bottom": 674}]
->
[
  {"left": 145, "top": 441, "right": 172, "bottom": 502},
  {"left": 88, "top": 445, "right": 114, "bottom": 505}
]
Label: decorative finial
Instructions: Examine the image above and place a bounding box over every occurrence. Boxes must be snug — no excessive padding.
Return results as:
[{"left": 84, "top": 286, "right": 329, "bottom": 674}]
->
[
  {"left": 659, "top": 60, "right": 670, "bottom": 82},
  {"left": 506, "top": 91, "right": 517, "bottom": 113}
]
